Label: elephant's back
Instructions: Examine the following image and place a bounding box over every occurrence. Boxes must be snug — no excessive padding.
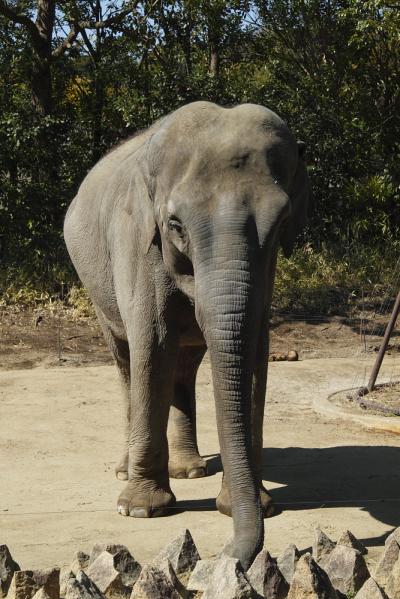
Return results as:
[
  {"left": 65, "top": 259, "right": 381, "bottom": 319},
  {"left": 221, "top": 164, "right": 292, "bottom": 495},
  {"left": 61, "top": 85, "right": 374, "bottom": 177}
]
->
[
  {"left": 64, "top": 122, "right": 156, "bottom": 247},
  {"left": 76, "top": 129, "right": 151, "bottom": 209}
]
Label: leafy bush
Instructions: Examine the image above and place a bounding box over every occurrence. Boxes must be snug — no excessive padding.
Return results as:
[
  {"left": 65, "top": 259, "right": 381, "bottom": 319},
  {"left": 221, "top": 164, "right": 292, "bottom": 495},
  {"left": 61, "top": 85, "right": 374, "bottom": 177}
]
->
[{"left": 0, "top": 1, "right": 398, "bottom": 315}]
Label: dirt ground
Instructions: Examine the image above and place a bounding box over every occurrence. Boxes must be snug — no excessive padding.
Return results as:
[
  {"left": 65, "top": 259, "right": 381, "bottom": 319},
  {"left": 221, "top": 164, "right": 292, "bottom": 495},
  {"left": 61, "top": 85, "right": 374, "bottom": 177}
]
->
[
  {"left": 1, "top": 308, "right": 400, "bottom": 573},
  {"left": 2, "top": 305, "right": 399, "bottom": 370}
]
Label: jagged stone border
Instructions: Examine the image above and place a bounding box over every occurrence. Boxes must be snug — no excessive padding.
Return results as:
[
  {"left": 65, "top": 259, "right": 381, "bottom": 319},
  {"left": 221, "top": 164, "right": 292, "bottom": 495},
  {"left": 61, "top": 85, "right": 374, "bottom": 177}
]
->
[{"left": 2, "top": 526, "right": 400, "bottom": 598}]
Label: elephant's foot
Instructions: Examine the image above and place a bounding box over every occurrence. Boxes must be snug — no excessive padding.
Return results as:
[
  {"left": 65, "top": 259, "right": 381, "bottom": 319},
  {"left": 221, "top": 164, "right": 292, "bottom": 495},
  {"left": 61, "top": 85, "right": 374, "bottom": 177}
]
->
[
  {"left": 117, "top": 479, "right": 176, "bottom": 518},
  {"left": 115, "top": 453, "right": 129, "bottom": 481},
  {"left": 216, "top": 482, "right": 274, "bottom": 518},
  {"left": 168, "top": 452, "right": 207, "bottom": 479}
]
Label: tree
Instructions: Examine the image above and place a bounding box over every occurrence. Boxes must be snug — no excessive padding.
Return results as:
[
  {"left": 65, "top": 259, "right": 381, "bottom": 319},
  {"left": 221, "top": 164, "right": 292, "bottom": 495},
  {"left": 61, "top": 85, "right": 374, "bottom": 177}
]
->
[
  {"left": 0, "top": 0, "right": 398, "bottom": 282},
  {"left": 248, "top": 0, "right": 400, "bottom": 247},
  {"left": 0, "top": 0, "right": 141, "bottom": 114}
]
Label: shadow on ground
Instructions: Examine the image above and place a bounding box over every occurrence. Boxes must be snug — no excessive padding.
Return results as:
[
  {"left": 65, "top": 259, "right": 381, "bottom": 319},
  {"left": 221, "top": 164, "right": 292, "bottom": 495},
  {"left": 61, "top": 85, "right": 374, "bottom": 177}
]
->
[{"left": 179, "top": 445, "right": 400, "bottom": 548}]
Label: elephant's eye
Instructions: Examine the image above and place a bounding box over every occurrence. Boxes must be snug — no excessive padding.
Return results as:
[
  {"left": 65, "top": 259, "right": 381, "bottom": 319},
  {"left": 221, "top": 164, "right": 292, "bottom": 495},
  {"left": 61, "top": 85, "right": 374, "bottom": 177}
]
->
[{"left": 168, "top": 218, "right": 184, "bottom": 236}]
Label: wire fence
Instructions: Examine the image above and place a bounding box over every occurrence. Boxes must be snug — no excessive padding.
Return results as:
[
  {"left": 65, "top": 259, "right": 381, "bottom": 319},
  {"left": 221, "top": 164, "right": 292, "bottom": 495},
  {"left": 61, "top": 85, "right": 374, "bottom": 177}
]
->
[{"left": 349, "top": 257, "right": 400, "bottom": 393}]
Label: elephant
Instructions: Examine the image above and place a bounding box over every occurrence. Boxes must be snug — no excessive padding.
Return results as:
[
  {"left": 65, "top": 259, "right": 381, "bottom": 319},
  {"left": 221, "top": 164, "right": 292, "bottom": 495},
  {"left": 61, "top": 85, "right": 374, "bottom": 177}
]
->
[{"left": 64, "top": 101, "right": 311, "bottom": 569}]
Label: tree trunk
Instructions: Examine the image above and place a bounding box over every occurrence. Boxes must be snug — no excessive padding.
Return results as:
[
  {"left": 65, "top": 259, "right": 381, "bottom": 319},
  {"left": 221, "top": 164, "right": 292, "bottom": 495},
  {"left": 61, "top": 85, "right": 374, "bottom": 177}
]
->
[
  {"left": 31, "top": 57, "right": 52, "bottom": 115},
  {"left": 207, "top": 6, "right": 220, "bottom": 79},
  {"left": 31, "top": 0, "right": 55, "bottom": 114},
  {"left": 209, "top": 37, "right": 219, "bottom": 78},
  {"left": 92, "top": 69, "right": 104, "bottom": 162}
]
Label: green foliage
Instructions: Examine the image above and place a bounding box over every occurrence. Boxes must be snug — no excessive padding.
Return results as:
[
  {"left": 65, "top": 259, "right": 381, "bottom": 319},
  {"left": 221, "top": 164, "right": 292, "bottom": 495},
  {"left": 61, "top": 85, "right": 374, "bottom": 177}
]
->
[
  {"left": 0, "top": 0, "right": 399, "bottom": 313},
  {"left": 66, "top": 285, "right": 95, "bottom": 317},
  {"left": 274, "top": 244, "right": 396, "bottom": 314},
  {"left": 0, "top": 110, "right": 92, "bottom": 266},
  {"left": 250, "top": 0, "right": 400, "bottom": 248}
]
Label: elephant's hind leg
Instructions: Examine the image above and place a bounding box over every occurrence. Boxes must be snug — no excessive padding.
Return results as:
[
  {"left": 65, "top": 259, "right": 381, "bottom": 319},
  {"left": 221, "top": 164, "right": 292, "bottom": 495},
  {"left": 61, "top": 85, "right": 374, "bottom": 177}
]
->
[
  {"left": 95, "top": 307, "right": 130, "bottom": 481},
  {"left": 168, "top": 346, "right": 207, "bottom": 479},
  {"left": 114, "top": 349, "right": 130, "bottom": 481}
]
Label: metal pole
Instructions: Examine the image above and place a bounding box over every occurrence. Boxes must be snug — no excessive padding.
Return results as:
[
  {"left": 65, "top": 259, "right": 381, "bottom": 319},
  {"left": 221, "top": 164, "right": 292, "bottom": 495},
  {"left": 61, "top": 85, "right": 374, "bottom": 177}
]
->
[{"left": 366, "top": 290, "right": 400, "bottom": 393}]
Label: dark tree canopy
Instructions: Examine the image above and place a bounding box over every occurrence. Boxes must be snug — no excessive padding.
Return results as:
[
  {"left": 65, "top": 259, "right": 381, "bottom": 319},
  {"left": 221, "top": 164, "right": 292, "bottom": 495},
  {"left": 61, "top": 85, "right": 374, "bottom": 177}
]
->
[{"left": 0, "top": 0, "right": 399, "bottom": 286}]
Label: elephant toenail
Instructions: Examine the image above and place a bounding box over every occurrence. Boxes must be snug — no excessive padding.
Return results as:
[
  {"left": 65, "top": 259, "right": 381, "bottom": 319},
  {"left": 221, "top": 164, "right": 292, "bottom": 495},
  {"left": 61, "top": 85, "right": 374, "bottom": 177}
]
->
[
  {"left": 266, "top": 504, "right": 275, "bottom": 518},
  {"left": 116, "top": 471, "right": 128, "bottom": 481},
  {"left": 152, "top": 507, "right": 168, "bottom": 517},
  {"left": 117, "top": 505, "right": 128, "bottom": 516},
  {"left": 129, "top": 507, "right": 149, "bottom": 518},
  {"left": 188, "top": 467, "right": 206, "bottom": 479}
]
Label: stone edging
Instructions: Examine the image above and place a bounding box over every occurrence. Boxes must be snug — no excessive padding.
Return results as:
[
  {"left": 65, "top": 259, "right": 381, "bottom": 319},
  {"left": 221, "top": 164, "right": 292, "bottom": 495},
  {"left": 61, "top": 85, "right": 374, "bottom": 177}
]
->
[{"left": 313, "top": 388, "right": 400, "bottom": 435}]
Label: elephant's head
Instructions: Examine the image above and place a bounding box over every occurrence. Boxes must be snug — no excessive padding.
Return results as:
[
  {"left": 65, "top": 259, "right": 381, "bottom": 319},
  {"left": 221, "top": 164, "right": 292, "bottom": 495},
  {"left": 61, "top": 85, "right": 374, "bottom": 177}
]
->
[{"left": 137, "top": 102, "right": 311, "bottom": 567}]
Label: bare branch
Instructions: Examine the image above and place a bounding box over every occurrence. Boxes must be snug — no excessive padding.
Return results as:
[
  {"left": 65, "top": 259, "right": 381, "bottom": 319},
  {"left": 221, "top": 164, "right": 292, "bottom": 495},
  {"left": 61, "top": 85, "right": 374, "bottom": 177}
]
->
[
  {"left": 52, "top": 0, "right": 143, "bottom": 58},
  {"left": 80, "top": 26, "right": 96, "bottom": 60},
  {"left": 0, "top": 0, "right": 42, "bottom": 46},
  {"left": 52, "top": 22, "right": 80, "bottom": 57}
]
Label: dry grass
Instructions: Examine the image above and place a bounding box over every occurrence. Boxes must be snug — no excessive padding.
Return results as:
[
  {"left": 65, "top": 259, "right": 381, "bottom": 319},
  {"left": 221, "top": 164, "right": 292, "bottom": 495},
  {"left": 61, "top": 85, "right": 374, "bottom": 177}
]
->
[{"left": 0, "top": 244, "right": 397, "bottom": 319}]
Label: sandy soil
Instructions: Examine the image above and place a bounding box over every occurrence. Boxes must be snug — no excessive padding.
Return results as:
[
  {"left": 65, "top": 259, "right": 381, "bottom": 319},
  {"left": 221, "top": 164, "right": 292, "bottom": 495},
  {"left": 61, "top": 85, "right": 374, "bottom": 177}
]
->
[{"left": 1, "top": 308, "right": 400, "bottom": 573}]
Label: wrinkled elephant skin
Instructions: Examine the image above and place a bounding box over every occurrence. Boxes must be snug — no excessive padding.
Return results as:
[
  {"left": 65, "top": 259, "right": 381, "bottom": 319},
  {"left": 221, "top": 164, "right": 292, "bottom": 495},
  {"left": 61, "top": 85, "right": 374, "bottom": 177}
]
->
[{"left": 64, "top": 101, "right": 312, "bottom": 569}]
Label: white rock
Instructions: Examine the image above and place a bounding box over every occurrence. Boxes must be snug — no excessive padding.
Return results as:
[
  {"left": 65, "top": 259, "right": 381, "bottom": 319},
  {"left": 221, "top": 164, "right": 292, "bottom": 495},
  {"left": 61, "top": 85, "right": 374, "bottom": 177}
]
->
[
  {"left": 374, "top": 537, "right": 400, "bottom": 590},
  {"left": 64, "top": 571, "right": 105, "bottom": 599},
  {"left": 337, "top": 530, "right": 367, "bottom": 555},
  {"left": 153, "top": 530, "right": 200, "bottom": 579},
  {"left": 247, "top": 550, "right": 288, "bottom": 599},
  {"left": 277, "top": 544, "right": 300, "bottom": 585},
  {"left": 354, "top": 578, "right": 386, "bottom": 598},
  {"left": 187, "top": 559, "right": 218, "bottom": 592},
  {"left": 202, "top": 556, "right": 254, "bottom": 599},
  {"left": 323, "top": 544, "right": 369, "bottom": 596},
  {"left": 0, "top": 545, "right": 20, "bottom": 598},
  {"left": 130, "top": 564, "right": 180, "bottom": 599},
  {"left": 7, "top": 568, "right": 60, "bottom": 599},
  {"left": 87, "top": 549, "right": 141, "bottom": 598},
  {"left": 287, "top": 553, "right": 338, "bottom": 599}
]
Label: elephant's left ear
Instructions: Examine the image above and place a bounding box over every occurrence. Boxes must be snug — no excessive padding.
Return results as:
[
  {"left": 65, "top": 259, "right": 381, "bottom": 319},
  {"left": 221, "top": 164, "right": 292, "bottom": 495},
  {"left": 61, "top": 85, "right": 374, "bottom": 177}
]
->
[
  {"left": 123, "top": 149, "right": 157, "bottom": 255},
  {"left": 280, "top": 140, "right": 312, "bottom": 258}
]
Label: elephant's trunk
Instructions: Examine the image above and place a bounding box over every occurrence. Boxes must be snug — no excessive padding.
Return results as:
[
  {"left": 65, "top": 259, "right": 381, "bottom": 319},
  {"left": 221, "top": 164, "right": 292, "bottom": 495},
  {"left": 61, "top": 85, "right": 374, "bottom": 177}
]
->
[{"left": 194, "top": 232, "right": 264, "bottom": 569}]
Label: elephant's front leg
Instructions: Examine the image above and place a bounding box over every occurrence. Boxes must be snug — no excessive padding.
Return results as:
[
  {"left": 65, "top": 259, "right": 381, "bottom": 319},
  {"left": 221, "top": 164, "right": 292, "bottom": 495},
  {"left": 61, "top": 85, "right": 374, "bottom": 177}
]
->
[
  {"left": 117, "top": 313, "right": 178, "bottom": 518},
  {"left": 168, "top": 346, "right": 207, "bottom": 479}
]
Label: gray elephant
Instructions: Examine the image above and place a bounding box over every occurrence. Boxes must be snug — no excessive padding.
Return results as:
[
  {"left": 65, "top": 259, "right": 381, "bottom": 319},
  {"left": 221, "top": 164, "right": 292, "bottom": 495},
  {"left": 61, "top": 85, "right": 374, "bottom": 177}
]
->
[{"left": 64, "top": 101, "right": 311, "bottom": 569}]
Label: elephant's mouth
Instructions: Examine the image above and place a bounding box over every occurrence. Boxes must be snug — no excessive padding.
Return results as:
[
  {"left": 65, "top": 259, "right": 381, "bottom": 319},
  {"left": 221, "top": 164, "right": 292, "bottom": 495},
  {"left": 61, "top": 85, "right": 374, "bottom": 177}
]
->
[{"left": 175, "top": 273, "right": 195, "bottom": 299}]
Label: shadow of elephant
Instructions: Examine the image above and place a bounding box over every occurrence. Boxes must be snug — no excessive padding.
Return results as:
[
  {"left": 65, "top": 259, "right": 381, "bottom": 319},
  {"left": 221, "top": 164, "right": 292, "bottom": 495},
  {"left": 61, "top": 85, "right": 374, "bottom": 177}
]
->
[{"left": 179, "top": 445, "right": 400, "bottom": 548}]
